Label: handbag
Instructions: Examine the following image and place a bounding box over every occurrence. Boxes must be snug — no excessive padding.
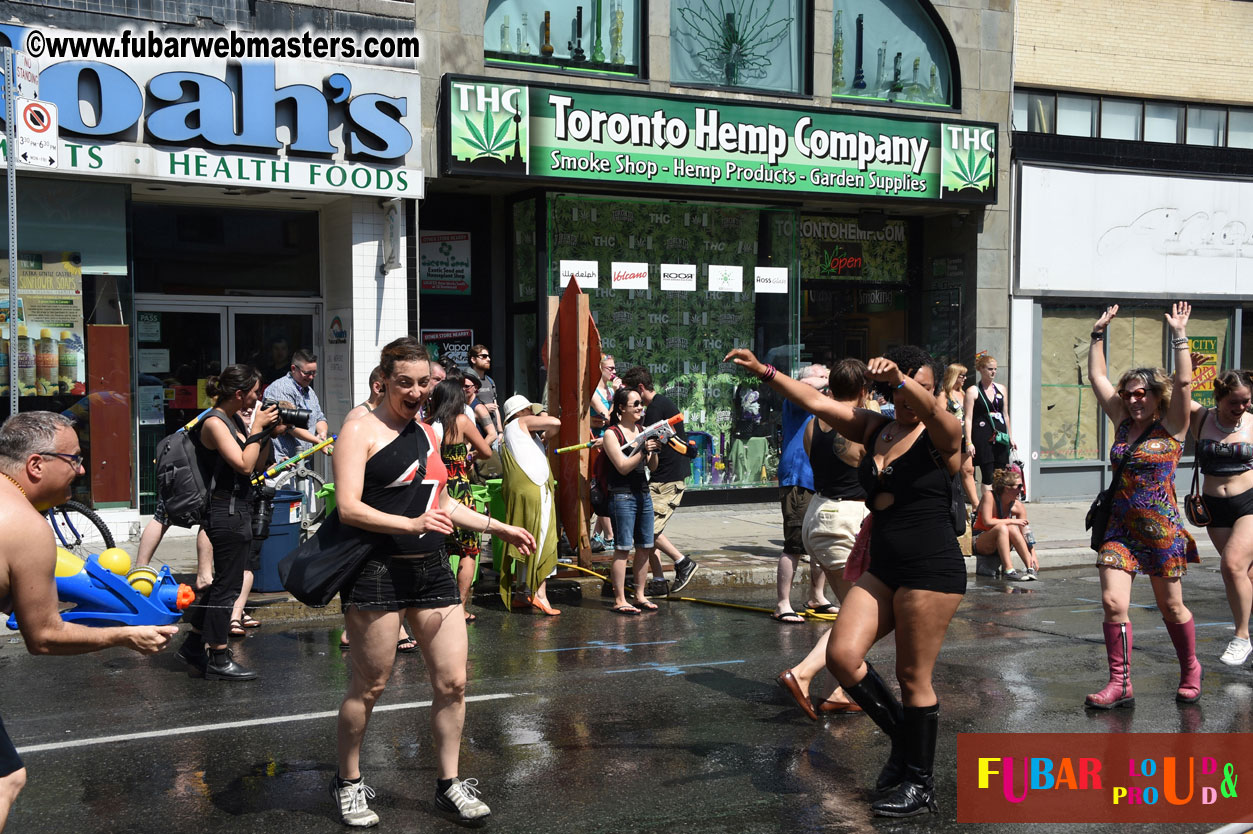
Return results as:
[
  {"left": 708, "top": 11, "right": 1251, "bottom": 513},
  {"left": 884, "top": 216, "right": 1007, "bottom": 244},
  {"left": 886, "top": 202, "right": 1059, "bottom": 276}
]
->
[
  {"left": 1085, "top": 421, "right": 1157, "bottom": 551},
  {"left": 1184, "top": 410, "right": 1211, "bottom": 527},
  {"left": 842, "top": 514, "right": 873, "bottom": 583},
  {"left": 279, "top": 431, "right": 430, "bottom": 606},
  {"left": 928, "top": 437, "right": 966, "bottom": 536},
  {"left": 276, "top": 510, "right": 377, "bottom": 607},
  {"left": 978, "top": 386, "right": 1012, "bottom": 448}
]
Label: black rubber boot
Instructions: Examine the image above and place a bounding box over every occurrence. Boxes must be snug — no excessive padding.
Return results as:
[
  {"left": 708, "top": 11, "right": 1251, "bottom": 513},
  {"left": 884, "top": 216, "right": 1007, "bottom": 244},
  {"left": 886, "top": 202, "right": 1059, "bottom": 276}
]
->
[
  {"left": 205, "top": 648, "right": 257, "bottom": 681},
  {"left": 843, "top": 662, "right": 905, "bottom": 792},
  {"left": 871, "top": 703, "right": 939, "bottom": 817},
  {"left": 176, "top": 633, "right": 207, "bottom": 675}
]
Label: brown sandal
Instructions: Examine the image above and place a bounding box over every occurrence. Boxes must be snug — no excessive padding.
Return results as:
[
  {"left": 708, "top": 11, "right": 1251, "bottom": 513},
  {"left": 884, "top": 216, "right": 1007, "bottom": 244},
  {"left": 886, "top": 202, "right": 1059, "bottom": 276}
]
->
[{"left": 229, "top": 619, "right": 246, "bottom": 637}]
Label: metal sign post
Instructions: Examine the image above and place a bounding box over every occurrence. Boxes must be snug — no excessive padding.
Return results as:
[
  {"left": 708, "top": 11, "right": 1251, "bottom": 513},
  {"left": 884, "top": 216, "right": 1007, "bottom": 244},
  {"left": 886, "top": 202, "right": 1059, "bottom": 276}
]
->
[{"left": 3, "top": 46, "right": 18, "bottom": 415}]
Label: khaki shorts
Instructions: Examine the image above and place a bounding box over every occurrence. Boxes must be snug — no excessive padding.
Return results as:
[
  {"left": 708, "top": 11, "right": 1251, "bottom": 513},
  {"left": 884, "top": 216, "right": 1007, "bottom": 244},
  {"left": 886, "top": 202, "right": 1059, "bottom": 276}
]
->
[
  {"left": 650, "top": 480, "right": 686, "bottom": 536},
  {"left": 801, "top": 495, "right": 869, "bottom": 571}
]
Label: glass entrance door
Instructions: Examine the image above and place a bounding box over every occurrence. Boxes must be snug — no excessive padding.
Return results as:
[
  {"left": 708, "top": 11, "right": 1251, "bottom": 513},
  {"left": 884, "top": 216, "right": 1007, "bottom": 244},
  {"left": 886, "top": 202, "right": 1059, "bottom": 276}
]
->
[{"left": 135, "top": 303, "right": 319, "bottom": 513}]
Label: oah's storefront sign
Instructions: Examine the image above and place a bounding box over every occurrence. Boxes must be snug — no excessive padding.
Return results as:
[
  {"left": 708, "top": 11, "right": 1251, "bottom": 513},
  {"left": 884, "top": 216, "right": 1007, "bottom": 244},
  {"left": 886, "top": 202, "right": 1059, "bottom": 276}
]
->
[
  {"left": 0, "top": 26, "right": 422, "bottom": 198},
  {"left": 442, "top": 75, "right": 995, "bottom": 204}
]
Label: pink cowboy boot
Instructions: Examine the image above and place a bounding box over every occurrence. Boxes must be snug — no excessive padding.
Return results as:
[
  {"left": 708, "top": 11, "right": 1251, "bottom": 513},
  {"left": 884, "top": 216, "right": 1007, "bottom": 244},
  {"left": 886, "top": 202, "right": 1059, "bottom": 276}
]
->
[
  {"left": 1165, "top": 618, "right": 1202, "bottom": 703},
  {"left": 1085, "top": 621, "right": 1134, "bottom": 709}
]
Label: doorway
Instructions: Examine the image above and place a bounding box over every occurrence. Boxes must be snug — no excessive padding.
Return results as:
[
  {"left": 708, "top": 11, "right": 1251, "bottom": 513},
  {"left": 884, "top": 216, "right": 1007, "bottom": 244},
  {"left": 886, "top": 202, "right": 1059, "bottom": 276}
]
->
[{"left": 135, "top": 302, "right": 319, "bottom": 513}]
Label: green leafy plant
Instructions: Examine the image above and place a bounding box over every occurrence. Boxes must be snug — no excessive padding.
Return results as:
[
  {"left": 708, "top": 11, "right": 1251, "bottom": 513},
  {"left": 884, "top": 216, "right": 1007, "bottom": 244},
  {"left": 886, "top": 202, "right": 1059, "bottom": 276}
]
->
[{"left": 461, "top": 109, "right": 513, "bottom": 160}]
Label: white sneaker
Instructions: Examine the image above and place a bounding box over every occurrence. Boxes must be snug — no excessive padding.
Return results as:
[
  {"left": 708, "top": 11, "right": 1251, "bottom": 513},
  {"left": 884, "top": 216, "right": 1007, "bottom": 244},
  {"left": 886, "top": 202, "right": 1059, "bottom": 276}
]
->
[
  {"left": 436, "top": 777, "right": 491, "bottom": 821},
  {"left": 331, "top": 776, "right": 379, "bottom": 827},
  {"left": 1220, "top": 637, "right": 1252, "bottom": 666}
]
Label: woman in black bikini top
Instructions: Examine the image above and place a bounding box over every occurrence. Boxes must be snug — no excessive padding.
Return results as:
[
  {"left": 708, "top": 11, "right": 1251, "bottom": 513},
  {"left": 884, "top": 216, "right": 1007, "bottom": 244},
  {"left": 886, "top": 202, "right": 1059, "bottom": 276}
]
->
[{"left": 726, "top": 344, "right": 963, "bottom": 819}]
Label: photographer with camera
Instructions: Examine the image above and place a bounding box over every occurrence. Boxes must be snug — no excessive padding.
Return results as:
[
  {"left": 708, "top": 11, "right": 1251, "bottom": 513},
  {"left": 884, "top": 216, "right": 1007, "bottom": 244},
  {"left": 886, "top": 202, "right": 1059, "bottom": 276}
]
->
[
  {"left": 175, "top": 364, "right": 279, "bottom": 681},
  {"left": 265, "top": 349, "right": 329, "bottom": 463}
]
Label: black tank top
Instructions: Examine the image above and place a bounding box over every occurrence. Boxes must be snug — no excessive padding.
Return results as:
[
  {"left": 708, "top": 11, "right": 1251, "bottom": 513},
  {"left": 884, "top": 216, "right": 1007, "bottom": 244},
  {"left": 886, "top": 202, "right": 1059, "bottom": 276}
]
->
[
  {"left": 857, "top": 426, "right": 950, "bottom": 508},
  {"left": 809, "top": 422, "right": 865, "bottom": 500},
  {"left": 606, "top": 425, "right": 647, "bottom": 493},
  {"left": 204, "top": 409, "right": 253, "bottom": 498},
  {"left": 360, "top": 420, "right": 448, "bottom": 554}
]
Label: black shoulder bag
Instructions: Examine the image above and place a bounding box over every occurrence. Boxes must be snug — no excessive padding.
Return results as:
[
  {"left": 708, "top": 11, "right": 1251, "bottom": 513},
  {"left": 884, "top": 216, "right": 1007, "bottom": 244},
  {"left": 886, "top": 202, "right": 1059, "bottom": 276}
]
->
[
  {"left": 1184, "top": 410, "right": 1211, "bottom": 527},
  {"left": 927, "top": 435, "right": 967, "bottom": 537},
  {"left": 1085, "top": 421, "right": 1157, "bottom": 551},
  {"left": 278, "top": 429, "right": 429, "bottom": 607}
]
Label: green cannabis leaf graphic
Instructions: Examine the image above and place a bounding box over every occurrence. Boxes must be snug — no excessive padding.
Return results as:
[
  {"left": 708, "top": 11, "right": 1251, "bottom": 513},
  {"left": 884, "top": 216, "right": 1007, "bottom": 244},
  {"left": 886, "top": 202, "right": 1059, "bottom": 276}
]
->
[
  {"left": 951, "top": 146, "right": 992, "bottom": 190},
  {"left": 462, "top": 109, "right": 514, "bottom": 159}
]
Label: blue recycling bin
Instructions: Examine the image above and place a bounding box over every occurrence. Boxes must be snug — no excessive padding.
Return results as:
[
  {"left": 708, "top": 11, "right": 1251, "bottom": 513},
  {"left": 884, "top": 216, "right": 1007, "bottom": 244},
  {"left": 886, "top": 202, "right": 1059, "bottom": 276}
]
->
[{"left": 254, "top": 489, "right": 304, "bottom": 593}]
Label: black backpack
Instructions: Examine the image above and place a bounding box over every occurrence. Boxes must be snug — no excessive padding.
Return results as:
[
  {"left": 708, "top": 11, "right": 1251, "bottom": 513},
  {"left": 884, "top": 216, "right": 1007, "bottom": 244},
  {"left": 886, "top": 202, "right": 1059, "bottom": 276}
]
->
[{"left": 153, "top": 416, "right": 214, "bottom": 528}]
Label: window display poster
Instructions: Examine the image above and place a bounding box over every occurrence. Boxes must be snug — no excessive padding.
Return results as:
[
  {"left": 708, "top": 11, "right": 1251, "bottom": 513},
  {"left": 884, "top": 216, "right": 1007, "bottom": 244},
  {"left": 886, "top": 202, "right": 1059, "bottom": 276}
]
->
[
  {"left": 138, "top": 385, "right": 165, "bottom": 425},
  {"left": 611, "top": 262, "right": 649, "bottom": 290},
  {"left": 325, "top": 309, "right": 353, "bottom": 417},
  {"left": 559, "top": 259, "right": 599, "bottom": 289},
  {"left": 755, "top": 267, "right": 789, "bottom": 294},
  {"left": 137, "top": 311, "right": 161, "bottom": 342},
  {"left": 0, "top": 253, "right": 86, "bottom": 396},
  {"left": 418, "top": 231, "right": 472, "bottom": 295},
  {"left": 659, "top": 263, "right": 697, "bottom": 292},
  {"left": 708, "top": 264, "right": 743, "bottom": 293},
  {"left": 422, "top": 328, "right": 474, "bottom": 368},
  {"left": 1190, "top": 336, "right": 1219, "bottom": 407}
]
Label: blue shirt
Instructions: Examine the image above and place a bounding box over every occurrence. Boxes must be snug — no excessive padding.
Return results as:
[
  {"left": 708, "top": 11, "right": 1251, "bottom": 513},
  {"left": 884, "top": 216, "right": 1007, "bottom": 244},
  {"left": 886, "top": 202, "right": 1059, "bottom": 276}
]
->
[
  {"left": 778, "top": 400, "right": 814, "bottom": 490},
  {"left": 264, "top": 373, "right": 327, "bottom": 461}
]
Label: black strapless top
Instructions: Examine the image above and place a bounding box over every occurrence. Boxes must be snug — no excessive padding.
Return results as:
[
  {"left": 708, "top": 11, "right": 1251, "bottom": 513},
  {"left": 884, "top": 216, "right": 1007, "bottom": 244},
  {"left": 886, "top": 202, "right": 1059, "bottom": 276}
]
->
[{"left": 1197, "top": 438, "right": 1253, "bottom": 477}]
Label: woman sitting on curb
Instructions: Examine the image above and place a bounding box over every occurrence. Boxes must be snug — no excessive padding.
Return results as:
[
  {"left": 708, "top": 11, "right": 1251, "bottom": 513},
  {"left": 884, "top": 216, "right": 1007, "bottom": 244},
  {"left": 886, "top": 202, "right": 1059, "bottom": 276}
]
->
[{"left": 972, "top": 467, "right": 1037, "bottom": 580}]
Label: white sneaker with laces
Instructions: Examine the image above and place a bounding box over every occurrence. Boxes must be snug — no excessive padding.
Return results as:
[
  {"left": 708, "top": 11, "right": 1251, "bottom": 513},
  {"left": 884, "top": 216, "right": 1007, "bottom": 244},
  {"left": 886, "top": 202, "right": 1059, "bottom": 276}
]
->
[
  {"left": 331, "top": 776, "right": 379, "bottom": 827},
  {"left": 436, "top": 777, "right": 491, "bottom": 821},
  {"left": 1220, "top": 636, "right": 1252, "bottom": 666}
]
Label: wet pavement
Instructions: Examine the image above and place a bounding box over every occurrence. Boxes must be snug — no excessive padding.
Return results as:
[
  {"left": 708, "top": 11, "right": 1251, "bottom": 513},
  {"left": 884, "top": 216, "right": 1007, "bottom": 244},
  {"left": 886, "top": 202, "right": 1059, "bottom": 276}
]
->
[{"left": 4, "top": 563, "right": 1251, "bottom": 833}]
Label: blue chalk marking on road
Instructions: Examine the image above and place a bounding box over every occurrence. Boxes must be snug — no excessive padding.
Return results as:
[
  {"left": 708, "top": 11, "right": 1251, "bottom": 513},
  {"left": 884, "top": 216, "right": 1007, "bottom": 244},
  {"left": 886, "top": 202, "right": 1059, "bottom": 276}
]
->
[
  {"left": 604, "top": 659, "right": 746, "bottom": 677},
  {"left": 538, "top": 639, "right": 679, "bottom": 654}
]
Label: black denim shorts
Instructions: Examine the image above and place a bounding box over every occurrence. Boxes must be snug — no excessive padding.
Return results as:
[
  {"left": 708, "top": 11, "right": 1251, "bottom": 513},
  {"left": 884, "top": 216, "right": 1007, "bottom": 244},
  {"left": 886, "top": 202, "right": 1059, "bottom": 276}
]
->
[
  {"left": 0, "top": 714, "right": 22, "bottom": 777},
  {"left": 341, "top": 549, "right": 462, "bottom": 611}
]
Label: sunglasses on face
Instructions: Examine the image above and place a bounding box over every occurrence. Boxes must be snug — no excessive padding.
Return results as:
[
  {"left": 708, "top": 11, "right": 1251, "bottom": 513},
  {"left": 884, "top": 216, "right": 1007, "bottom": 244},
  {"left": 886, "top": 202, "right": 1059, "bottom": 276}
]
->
[
  {"left": 475, "top": 353, "right": 490, "bottom": 359},
  {"left": 1118, "top": 389, "right": 1150, "bottom": 401}
]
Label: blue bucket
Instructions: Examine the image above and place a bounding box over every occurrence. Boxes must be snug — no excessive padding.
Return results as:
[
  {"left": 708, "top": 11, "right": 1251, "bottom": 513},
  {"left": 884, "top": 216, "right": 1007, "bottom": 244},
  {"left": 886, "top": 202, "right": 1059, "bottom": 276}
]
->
[{"left": 254, "top": 489, "right": 304, "bottom": 593}]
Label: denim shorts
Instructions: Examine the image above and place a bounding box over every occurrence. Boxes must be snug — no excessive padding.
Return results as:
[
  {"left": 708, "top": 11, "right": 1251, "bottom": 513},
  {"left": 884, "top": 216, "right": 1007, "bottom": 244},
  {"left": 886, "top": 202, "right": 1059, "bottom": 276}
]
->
[
  {"left": 609, "top": 489, "right": 654, "bottom": 550},
  {"left": 341, "top": 549, "right": 462, "bottom": 611}
]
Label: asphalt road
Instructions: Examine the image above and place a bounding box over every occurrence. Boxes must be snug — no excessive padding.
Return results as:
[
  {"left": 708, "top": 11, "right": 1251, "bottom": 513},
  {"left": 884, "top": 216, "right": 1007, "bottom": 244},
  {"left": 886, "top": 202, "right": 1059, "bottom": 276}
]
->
[{"left": 3, "top": 564, "right": 1251, "bottom": 833}]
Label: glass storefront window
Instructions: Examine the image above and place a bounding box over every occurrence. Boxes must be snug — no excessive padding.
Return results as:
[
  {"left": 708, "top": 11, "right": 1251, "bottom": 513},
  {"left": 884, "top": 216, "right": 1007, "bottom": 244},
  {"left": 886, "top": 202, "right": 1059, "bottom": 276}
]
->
[
  {"left": 1056, "top": 95, "right": 1098, "bottom": 137},
  {"left": 484, "top": 0, "right": 642, "bottom": 77},
  {"left": 1145, "top": 103, "right": 1184, "bottom": 144},
  {"left": 1230, "top": 110, "right": 1253, "bottom": 150},
  {"left": 1039, "top": 307, "right": 1103, "bottom": 462},
  {"left": 1186, "top": 106, "right": 1227, "bottom": 147},
  {"left": 545, "top": 194, "right": 796, "bottom": 488},
  {"left": 1100, "top": 99, "right": 1142, "bottom": 141},
  {"left": 830, "top": 1, "right": 953, "bottom": 106},
  {"left": 672, "top": 0, "right": 807, "bottom": 94},
  {"left": 133, "top": 204, "right": 319, "bottom": 296}
]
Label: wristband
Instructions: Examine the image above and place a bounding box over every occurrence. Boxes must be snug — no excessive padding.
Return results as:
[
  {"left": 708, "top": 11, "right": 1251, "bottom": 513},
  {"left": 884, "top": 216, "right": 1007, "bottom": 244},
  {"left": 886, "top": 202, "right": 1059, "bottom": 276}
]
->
[
  {"left": 484, "top": 515, "right": 492, "bottom": 534},
  {"left": 1090, "top": 331, "right": 1104, "bottom": 341},
  {"left": 761, "top": 364, "right": 777, "bottom": 382},
  {"left": 1171, "top": 337, "right": 1189, "bottom": 348},
  {"left": 895, "top": 379, "right": 907, "bottom": 390}
]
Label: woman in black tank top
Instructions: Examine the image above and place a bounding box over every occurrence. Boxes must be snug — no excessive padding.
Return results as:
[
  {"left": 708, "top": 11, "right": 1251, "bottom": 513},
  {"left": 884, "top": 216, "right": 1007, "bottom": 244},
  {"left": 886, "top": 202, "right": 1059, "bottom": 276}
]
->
[
  {"left": 176, "top": 365, "right": 280, "bottom": 682},
  {"left": 328, "top": 337, "right": 535, "bottom": 828},
  {"left": 727, "top": 345, "right": 963, "bottom": 819}
]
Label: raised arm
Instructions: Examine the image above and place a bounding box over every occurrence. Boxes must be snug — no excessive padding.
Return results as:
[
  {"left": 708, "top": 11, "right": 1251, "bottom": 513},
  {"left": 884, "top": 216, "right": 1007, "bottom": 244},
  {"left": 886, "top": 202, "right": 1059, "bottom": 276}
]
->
[
  {"left": 866, "top": 356, "right": 963, "bottom": 467},
  {"left": 474, "top": 403, "right": 499, "bottom": 448},
  {"left": 458, "top": 413, "right": 493, "bottom": 459},
  {"left": 1088, "top": 305, "right": 1127, "bottom": 424},
  {"left": 201, "top": 406, "right": 279, "bottom": 475},
  {"left": 1163, "top": 301, "right": 1194, "bottom": 438},
  {"left": 517, "top": 413, "right": 562, "bottom": 440},
  {"left": 724, "top": 348, "right": 884, "bottom": 445}
]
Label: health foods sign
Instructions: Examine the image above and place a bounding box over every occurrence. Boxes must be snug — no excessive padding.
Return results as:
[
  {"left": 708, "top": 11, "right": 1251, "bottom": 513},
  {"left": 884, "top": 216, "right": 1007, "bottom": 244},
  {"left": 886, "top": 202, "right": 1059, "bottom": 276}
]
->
[
  {"left": 0, "top": 25, "right": 423, "bottom": 198},
  {"left": 443, "top": 76, "right": 995, "bottom": 203}
]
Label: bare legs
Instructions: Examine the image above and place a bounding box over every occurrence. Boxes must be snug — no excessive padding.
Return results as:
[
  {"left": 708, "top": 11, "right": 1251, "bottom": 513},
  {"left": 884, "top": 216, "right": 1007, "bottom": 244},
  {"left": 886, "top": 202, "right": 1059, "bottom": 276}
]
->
[
  {"left": 337, "top": 605, "right": 467, "bottom": 781},
  {"left": 1211, "top": 521, "right": 1253, "bottom": 641},
  {"left": 973, "top": 525, "right": 1033, "bottom": 574}
]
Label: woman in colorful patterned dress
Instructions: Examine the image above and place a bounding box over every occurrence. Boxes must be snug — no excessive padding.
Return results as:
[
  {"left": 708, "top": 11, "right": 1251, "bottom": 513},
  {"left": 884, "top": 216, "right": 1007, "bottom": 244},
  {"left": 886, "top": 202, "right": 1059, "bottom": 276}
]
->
[
  {"left": 426, "top": 374, "right": 494, "bottom": 623},
  {"left": 1085, "top": 302, "right": 1201, "bottom": 709}
]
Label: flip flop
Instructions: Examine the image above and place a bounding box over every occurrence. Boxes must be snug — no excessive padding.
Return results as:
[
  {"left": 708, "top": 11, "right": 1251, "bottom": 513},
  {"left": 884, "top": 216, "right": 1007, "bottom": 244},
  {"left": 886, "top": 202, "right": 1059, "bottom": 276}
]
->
[
  {"left": 464, "top": 612, "right": 478, "bottom": 623},
  {"left": 229, "top": 619, "right": 246, "bottom": 637},
  {"left": 396, "top": 637, "right": 419, "bottom": 654},
  {"left": 634, "top": 600, "right": 659, "bottom": 611},
  {"left": 806, "top": 603, "right": 839, "bottom": 614},
  {"left": 240, "top": 613, "right": 262, "bottom": 629},
  {"left": 611, "top": 604, "right": 641, "bottom": 616},
  {"left": 771, "top": 611, "right": 805, "bottom": 624}
]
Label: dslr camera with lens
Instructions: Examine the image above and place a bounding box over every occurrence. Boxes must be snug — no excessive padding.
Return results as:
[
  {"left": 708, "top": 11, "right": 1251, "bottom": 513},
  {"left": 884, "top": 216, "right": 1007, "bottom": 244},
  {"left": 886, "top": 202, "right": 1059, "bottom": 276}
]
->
[{"left": 262, "top": 400, "right": 312, "bottom": 429}]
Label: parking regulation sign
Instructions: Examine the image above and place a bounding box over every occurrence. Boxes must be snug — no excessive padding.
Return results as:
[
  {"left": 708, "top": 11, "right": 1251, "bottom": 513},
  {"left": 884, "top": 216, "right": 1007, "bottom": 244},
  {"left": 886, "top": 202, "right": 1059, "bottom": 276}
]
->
[{"left": 15, "top": 97, "right": 56, "bottom": 168}]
